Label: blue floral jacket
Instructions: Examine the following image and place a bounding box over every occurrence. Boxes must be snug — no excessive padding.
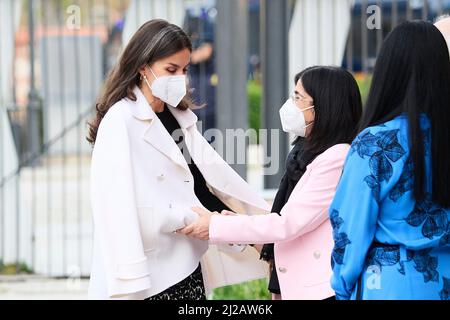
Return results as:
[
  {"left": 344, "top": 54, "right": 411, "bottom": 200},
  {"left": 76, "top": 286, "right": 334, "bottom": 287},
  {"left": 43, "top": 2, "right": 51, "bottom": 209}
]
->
[{"left": 329, "top": 114, "right": 449, "bottom": 300}]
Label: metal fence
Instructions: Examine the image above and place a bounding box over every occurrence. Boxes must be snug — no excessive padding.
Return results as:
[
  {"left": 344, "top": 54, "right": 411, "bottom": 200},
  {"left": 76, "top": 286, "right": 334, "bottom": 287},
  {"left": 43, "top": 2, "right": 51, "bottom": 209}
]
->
[
  {"left": 0, "top": 0, "right": 225, "bottom": 278},
  {"left": 1, "top": 0, "right": 125, "bottom": 278},
  {"left": 344, "top": 0, "right": 449, "bottom": 73},
  {"left": 0, "top": 0, "right": 449, "bottom": 278}
]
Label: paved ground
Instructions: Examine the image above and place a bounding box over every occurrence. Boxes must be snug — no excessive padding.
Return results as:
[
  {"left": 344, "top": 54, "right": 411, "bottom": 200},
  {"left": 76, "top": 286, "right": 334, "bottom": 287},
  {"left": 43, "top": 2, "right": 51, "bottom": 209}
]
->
[{"left": 0, "top": 275, "right": 89, "bottom": 300}]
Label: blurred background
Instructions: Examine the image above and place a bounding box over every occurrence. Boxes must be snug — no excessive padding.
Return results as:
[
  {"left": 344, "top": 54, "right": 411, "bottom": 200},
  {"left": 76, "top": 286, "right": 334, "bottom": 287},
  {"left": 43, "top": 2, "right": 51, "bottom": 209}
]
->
[{"left": 0, "top": 0, "right": 449, "bottom": 299}]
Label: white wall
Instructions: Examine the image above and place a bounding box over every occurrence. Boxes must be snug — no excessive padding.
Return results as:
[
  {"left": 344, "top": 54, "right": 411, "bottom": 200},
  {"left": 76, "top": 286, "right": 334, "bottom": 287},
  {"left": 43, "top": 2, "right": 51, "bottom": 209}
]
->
[
  {"left": 122, "top": 0, "right": 217, "bottom": 44},
  {"left": 289, "top": 0, "right": 354, "bottom": 94},
  {"left": 122, "top": 0, "right": 186, "bottom": 44},
  {"left": 0, "top": 0, "right": 24, "bottom": 264}
]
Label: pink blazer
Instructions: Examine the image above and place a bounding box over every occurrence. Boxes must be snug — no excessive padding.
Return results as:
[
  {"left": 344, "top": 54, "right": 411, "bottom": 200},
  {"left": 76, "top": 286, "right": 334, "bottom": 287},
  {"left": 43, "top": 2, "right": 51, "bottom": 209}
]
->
[{"left": 209, "top": 143, "right": 350, "bottom": 300}]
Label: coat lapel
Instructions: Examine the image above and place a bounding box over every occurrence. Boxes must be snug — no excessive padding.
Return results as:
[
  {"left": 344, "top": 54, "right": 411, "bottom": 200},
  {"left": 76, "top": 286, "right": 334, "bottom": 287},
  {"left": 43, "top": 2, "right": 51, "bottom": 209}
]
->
[
  {"left": 129, "top": 86, "right": 190, "bottom": 172},
  {"left": 184, "top": 126, "right": 270, "bottom": 214},
  {"left": 143, "top": 121, "right": 190, "bottom": 172},
  {"left": 183, "top": 127, "right": 225, "bottom": 190}
]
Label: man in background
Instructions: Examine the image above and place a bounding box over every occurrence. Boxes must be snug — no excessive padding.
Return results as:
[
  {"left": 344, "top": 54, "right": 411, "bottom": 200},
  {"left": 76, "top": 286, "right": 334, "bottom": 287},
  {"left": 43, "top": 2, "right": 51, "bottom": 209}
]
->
[{"left": 183, "top": 6, "right": 217, "bottom": 132}]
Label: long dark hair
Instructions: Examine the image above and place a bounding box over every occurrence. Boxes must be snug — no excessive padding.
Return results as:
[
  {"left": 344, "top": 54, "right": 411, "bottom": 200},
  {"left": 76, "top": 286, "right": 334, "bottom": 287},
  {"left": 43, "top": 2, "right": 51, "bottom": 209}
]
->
[
  {"left": 87, "top": 19, "right": 192, "bottom": 145},
  {"left": 294, "top": 66, "right": 363, "bottom": 154},
  {"left": 360, "top": 21, "right": 450, "bottom": 207}
]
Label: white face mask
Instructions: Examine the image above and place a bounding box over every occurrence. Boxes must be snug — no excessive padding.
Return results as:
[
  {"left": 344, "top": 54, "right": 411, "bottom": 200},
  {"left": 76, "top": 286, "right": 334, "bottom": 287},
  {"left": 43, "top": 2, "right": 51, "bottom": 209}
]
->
[
  {"left": 279, "top": 98, "right": 314, "bottom": 137},
  {"left": 143, "top": 67, "right": 187, "bottom": 107}
]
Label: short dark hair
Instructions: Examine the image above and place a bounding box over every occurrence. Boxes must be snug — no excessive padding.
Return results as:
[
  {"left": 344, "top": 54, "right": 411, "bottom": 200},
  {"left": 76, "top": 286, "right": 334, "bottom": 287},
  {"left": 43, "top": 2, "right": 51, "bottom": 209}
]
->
[
  {"left": 294, "top": 66, "right": 363, "bottom": 155},
  {"left": 360, "top": 21, "right": 450, "bottom": 207}
]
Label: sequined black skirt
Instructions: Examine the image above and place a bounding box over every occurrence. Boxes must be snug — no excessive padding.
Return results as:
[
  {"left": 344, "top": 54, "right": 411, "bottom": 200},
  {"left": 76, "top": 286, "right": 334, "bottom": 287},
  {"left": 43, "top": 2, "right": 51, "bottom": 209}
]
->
[{"left": 145, "top": 264, "right": 206, "bottom": 300}]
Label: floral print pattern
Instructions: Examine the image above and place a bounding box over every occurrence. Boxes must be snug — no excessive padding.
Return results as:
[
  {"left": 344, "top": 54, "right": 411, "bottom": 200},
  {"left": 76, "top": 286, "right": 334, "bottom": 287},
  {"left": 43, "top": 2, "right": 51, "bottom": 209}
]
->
[
  {"left": 351, "top": 129, "right": 406, "bottom": 202},
  {"left": 407, "top": 249, "right": 440, "bottom": 283},
  {"left": 440, "top": 277, "right": 450, "bottom": 300},
  {"left": 405, "top": 194, "right": 448, "bottom": 239},
  {"left": 330, "top": 209, "right": 351, "bottom": 268},
  {"left": 330, "top": 115, "right": 449, "bottom": 300}
]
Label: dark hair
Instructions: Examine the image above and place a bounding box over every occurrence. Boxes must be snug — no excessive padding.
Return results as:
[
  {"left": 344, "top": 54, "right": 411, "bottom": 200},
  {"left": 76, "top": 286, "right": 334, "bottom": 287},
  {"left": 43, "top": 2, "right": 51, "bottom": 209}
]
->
[
  {"left": 293, "top": 66, "right": 363, "bottom": 155},
  {"left": 360, "top": 21, "right": 450, "bottom": 207},
  {"left": 87, "top": 19, "right": 193, "bottom": 145}
]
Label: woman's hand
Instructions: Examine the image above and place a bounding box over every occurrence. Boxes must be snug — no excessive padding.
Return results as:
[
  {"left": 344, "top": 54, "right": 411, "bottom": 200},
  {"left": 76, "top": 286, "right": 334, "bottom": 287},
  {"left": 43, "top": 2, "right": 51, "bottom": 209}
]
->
[
  {"left": 178, "top": 207, "right": 217, "bottom": 240},
  {"left": 252, "top": 244, "right": 264, "bottom": 254},
  {"left": 221, "top": 210, "right": 237, "bottom": 216}
]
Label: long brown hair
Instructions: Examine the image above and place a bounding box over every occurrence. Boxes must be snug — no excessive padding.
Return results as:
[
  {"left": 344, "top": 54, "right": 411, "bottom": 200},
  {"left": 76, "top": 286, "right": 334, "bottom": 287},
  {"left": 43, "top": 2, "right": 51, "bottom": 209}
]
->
[{"left": 87, "top": 19, "right": 193, "bottom": 145}]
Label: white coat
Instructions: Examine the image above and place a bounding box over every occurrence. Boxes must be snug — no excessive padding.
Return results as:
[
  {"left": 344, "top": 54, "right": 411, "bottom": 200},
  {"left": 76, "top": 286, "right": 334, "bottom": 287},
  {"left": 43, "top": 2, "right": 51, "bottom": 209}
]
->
[{"left": 88, "top": 86, "right": 269, "bottom": 299}]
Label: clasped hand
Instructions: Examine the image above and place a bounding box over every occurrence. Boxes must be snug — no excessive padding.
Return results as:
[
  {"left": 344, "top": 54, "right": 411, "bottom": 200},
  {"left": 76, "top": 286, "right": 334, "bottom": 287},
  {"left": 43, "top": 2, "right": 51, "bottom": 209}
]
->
[{"left": 178, "top": 207, "right": 236, "bottom": 240}]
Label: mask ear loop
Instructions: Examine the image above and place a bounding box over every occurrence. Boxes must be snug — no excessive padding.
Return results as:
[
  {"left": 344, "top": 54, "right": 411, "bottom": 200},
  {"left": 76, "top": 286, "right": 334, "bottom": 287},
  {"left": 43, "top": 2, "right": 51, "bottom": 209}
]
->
[
  {"left": 142, "top": 65, "right": 155, "bottom": 89},
  {"left": 300, "top": 105, "right": 315, "bottom": 112},
  {"left": 140, "top": 66, "right": 157, "bottom": 83},
  {"left": 140, "top": 68, "right": 161, "bottom": 107},
  {"left": 301, "top": 105, "right": 315, "bottom": 128},
  {"left": 142, "top": 73, "right": 152, "bottom": 90},
  {"left": 148, "top": 67, "right": 158, "bottom": 80}
]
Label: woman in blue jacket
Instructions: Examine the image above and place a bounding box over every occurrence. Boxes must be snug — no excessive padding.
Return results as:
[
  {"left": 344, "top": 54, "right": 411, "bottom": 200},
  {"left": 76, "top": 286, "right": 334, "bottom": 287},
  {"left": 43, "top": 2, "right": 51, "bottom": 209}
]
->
[{"left": 329, "top": 21, "right": 450, "bottom": 300}]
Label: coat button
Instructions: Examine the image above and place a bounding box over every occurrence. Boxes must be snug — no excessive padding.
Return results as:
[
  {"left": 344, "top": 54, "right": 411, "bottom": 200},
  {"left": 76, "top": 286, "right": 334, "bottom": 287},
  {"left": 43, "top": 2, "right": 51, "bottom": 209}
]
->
[
  {"left": 278, "top": 267, "right": 287, "bottom": 273},
  {"left": 314, "top": 251, "right": 321, "bottom": 259}
]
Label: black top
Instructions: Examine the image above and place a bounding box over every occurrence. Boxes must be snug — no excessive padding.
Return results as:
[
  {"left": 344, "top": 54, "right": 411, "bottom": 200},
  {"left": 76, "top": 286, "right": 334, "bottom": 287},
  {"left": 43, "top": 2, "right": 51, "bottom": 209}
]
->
[{"left": 156, "top": 105, "right": 230, "bottom": 212}]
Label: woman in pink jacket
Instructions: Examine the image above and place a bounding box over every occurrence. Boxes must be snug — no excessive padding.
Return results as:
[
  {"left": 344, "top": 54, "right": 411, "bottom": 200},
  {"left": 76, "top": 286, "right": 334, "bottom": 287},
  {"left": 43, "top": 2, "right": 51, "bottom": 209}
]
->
[{"left": 180, "top": 66, "right": 362, "bottom": 300}]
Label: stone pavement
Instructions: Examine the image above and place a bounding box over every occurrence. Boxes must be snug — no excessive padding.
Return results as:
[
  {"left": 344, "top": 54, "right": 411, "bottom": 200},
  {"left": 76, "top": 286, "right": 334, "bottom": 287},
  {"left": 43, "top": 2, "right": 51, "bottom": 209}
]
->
[{"left": 0, "top": 275, "right": 89, "bottom": 300}]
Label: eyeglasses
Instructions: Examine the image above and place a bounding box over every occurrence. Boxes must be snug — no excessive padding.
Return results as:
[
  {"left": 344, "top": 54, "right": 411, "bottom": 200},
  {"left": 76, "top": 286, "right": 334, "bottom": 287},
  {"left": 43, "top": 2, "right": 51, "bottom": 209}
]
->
[{"left": 290, "top": 94, "right": 314, "bottom": 108}]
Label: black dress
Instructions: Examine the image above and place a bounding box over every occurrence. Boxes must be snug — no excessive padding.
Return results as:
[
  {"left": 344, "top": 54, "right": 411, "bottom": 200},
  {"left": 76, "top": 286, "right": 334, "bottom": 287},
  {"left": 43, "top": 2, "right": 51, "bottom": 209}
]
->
[{"left": 146, "top": 106, "right": 231, "bottom": 300}]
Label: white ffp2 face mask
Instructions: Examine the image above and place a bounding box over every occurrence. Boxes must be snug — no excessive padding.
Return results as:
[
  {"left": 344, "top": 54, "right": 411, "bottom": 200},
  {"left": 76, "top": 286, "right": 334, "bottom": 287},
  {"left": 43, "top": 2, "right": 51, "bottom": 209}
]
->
[
  {"left": 279, "top": 98, "right": 314, "bottom": 137},
  {"left": 143, "top": 67, "right": 187, "bottom": 107}
]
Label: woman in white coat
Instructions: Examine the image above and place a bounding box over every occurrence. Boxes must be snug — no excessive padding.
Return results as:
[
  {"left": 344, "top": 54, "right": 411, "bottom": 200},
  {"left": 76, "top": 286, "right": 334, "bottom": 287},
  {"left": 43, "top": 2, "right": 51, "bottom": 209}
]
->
[{"left": 86, "top": 19, "right": 269, "bottom": 300}]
